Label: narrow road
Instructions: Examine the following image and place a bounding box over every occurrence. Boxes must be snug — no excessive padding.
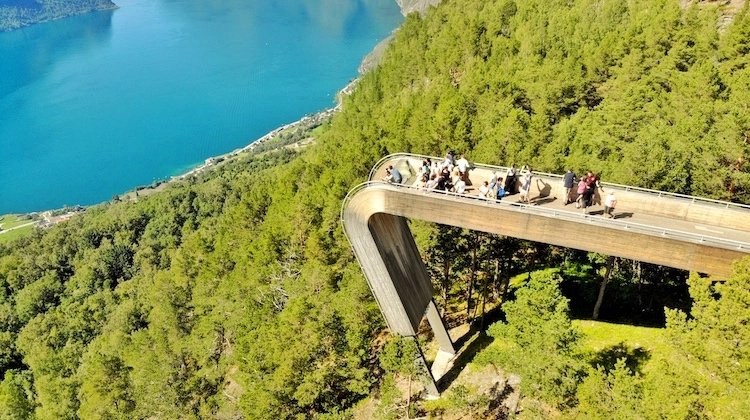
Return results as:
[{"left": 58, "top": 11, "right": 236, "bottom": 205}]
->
[{"left": 0, "top": 221, "right": 36, "bottom": 234}]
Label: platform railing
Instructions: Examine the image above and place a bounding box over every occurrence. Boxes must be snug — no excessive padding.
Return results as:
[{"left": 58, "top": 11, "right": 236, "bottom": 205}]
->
[
  {"left": 341, "top": 180, "right": 750, "bottom": 253},
  {"left": 369, "top": 153, "right": 750, "bottom": 211}
]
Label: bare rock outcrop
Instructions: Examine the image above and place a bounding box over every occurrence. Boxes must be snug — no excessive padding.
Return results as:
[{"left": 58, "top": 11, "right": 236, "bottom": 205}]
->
[
  {"left": 357, "top": 0, "right": 443, "bottom": 74},
  {"left": 679, "top": 0, "right": 745, "bottom": 31},
  {"left": 396, "top": 0, "right": 441, "bottom": 16}
]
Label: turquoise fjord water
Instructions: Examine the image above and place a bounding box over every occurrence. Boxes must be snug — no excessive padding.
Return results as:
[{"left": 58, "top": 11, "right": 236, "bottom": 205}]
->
[{"left": 0, "top": 0, "right": 402, "bottom": 213}]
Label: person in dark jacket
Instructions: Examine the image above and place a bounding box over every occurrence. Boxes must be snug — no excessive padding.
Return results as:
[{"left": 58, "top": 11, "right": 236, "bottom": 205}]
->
[
  {"left": 504, "top": 164, "right": 517, "bottom": 194},
  {"left": 563, "top": 169, "right": 576, "bottom": 205}
]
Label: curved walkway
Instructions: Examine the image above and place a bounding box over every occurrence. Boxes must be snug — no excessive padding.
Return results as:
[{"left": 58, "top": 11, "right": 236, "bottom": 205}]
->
[
  {"left": 341, "top": 153, "right": 750, "bottom": 395},
  {"left": 368, "top": 153, "right": 750, "bottom": 249}
]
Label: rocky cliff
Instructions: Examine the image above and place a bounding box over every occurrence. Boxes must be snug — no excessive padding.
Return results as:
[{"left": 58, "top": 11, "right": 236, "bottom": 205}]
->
[
  {"left": 358, "top": 0, "right": 442, "bottom": 73},
  {"left": 0, "top": 0, "right": 117, "bottom": 31},
  {"left": 396, "top": 0, "right": 441, "bottom": 16}
]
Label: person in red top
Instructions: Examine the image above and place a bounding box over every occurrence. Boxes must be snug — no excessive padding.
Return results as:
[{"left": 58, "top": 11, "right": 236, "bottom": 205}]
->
[
  {"left": 576, "top": 172, "right": 602, "bottom": 212},
  {"left": 575, "top": 178, "right": 587, "bottom": 208}
]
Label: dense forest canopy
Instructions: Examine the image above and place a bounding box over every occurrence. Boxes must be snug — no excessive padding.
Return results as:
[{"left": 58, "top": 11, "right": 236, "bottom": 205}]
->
[
  {"left": 361, "top": 0, "right": 750, "bottom": 201},
  {"left": 1, "top": 0, "right": 749, "bottom": 418}
]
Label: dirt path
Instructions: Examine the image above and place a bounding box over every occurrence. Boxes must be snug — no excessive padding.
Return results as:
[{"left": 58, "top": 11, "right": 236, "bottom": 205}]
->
[{"left": 0, "top": 221, "right": 36, "bottom": 234}]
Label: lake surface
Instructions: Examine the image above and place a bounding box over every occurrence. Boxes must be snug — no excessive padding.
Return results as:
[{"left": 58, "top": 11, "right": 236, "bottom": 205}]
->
[{"left": 0, "top": 0, "right": 402, "bottom": 213}]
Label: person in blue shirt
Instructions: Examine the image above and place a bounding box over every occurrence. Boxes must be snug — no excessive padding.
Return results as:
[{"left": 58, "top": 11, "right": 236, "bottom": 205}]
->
[
  {"left": 496, "top": 177, "right": 508, "bottom": 200},
  {"left": 384, "top": 165, "right": 403, "bottom": 184}
]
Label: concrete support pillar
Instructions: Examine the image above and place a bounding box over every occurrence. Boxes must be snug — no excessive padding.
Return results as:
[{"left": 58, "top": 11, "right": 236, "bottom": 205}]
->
[
  {"left": 412, "top": 336, "right": 440, "bottom": 397},
  {"left": 425, "top": 299, "right": 457, "bottom": 383},
  {"left": 425, "top": 299, "right": 455, "bottom": 355}
]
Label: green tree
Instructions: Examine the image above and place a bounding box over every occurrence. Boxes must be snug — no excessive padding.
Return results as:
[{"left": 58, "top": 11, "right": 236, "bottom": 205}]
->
[
  {"left": 476, "top": 270, "right": 583, "bottom": 407},
  {"left": 0, "top": 370, "right": 35, "bottom": 420},
  {"left": 424, "top": 225, "right": 468, "bottom": 312},
  {"left": 77, "top": 351, "right": 135, "bottom": 418},
  {"left": 641, "top": 257, "right": 750, "bottom": 418},
  {"left": 14, "top": 272, "right": 62, "bottom": 324},
  {"left": 379, "top": 336, "right": 421, "bottom": 419},
  {"left": 576, "top": 359, "right": 644, "bottom": 419}
]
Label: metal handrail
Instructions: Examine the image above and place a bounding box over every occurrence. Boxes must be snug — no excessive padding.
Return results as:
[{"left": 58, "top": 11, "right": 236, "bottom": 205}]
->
[
  {"left": 369, "top": 153, "right": 750, "bottom": 211},
  {"left": 341, "top": 180, "right": 750, "bottom": 253},
  {"left": 340, "top": 181, "right": 375, "bottom": 227}
]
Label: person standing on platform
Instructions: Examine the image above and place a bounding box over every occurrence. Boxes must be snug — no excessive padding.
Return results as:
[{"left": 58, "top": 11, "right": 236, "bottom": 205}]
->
[
  {"left": 478, "top": 181, "right": 491, "bottom": 198},
  {"left": 505, "top": 164, "right": 518, "bottom": 194},
  {"left": 421, "top": 159, "right": 431, "bottom": 179},
  {"left": 575, "top": 177, "right": 587, "bottom": 208},
  {"left": 456, "top": 154, "right": 470, "bottom": 181},
  {"left": 563, "top": 169, "right": 576, "bottom": 205},
  {"left": 604, "top": 191, "right": 617, "bottom": 218},
  {"left": 489, "top": 171, "right": 499, "bottom": 191},
  {"left": 519, "top": 170, "right": 533, "bottom": 204},
  {"left": 443, "top": 151, "right": 455, "bottom": 171},
  {"left": 581, "top": 174, "right": 597, "bottom": 214}
]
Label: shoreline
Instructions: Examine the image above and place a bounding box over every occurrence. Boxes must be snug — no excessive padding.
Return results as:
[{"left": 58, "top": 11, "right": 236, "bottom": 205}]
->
[
  {"left": 1, "top": 0, "right": 399, "bottom": 225},
  {"left": 1, "top": 105, "right": 341, "bottom": 234},
  {"left": 4, "top": 36, "right": 372, "bottom": 228},
  {"left": 3, "top": 74, "right": 361, "bottom": 227},
  {"left": 115, "top": 104, "right": 342, "bottom": 202},
  {"left": 169, "top": 106, "right": 339, "bottom": 183},
  {"left": 156, "top": 79, "right": 356, "bottom": 186}
]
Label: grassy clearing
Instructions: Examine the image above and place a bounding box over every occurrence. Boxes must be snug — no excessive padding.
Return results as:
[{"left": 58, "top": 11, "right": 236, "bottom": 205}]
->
[
  {"left": 0, "top": 223, "right": 35, "bottom": 244},
  {"left": 309, "top": 123, "right": 328, "bottom": 138},
  {"left": 0, "top": 214, "right": 36, "bottom": 244},
  {"left": 574, "top": 319, "right": 674, "bottom": 373},
  {"left": 0, "top": 214, "right": 32, "bottom": 230}
]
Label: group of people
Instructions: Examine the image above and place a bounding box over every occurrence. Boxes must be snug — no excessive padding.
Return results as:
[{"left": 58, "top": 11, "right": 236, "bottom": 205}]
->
[
  {"left": 386, "top": 152, "right": 618, "bottom": 218},
  {"left": 563, "top": 169, "right": 617, "bottom": 217},
  {"left": 406, "top": 152, "right": 533, "bottom": 203},
  {"left": 408, "top": 152, "right": 473, "bottom": 194},
  {"left": 503, "top": 163, "right": 534, "bottom": 204}
]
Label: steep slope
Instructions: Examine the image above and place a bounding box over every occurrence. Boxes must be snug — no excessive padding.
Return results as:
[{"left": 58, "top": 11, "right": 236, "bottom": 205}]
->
[{"left": 0, "top": 0, "right": 749, "bottom": 418}]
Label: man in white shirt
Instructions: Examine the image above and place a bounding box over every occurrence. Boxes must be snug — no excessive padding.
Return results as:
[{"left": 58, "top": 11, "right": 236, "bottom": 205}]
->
[
  {"left": 604, "top": 191, "right": 617, "bottom": 218},
  {"left": 456, "top": 154, "right": 470, "bottom": 180},
  {"left": 478, "top": 181, "right": 491, "bottom": 198},
  {"left": 454, "top": 178, "right": 466, "bottom": 194}
]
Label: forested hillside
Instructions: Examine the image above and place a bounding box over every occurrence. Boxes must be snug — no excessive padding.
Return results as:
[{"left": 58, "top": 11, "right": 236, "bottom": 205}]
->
[{"left": 1, "top": 0, "right": 749, "bottom": 418}]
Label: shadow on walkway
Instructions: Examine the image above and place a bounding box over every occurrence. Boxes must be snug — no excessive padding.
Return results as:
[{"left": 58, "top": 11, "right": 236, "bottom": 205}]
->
[{"left": 532, "top": 196, "right": 557, "bottom": 206}]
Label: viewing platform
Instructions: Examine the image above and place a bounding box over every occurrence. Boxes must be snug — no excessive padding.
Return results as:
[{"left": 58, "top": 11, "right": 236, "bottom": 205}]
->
[
  {"left": 348, "top": 153, "right": 750, "bottom": 282},
  {"left": 341, "top": 153, "right": 750, "bottom": 395}
]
